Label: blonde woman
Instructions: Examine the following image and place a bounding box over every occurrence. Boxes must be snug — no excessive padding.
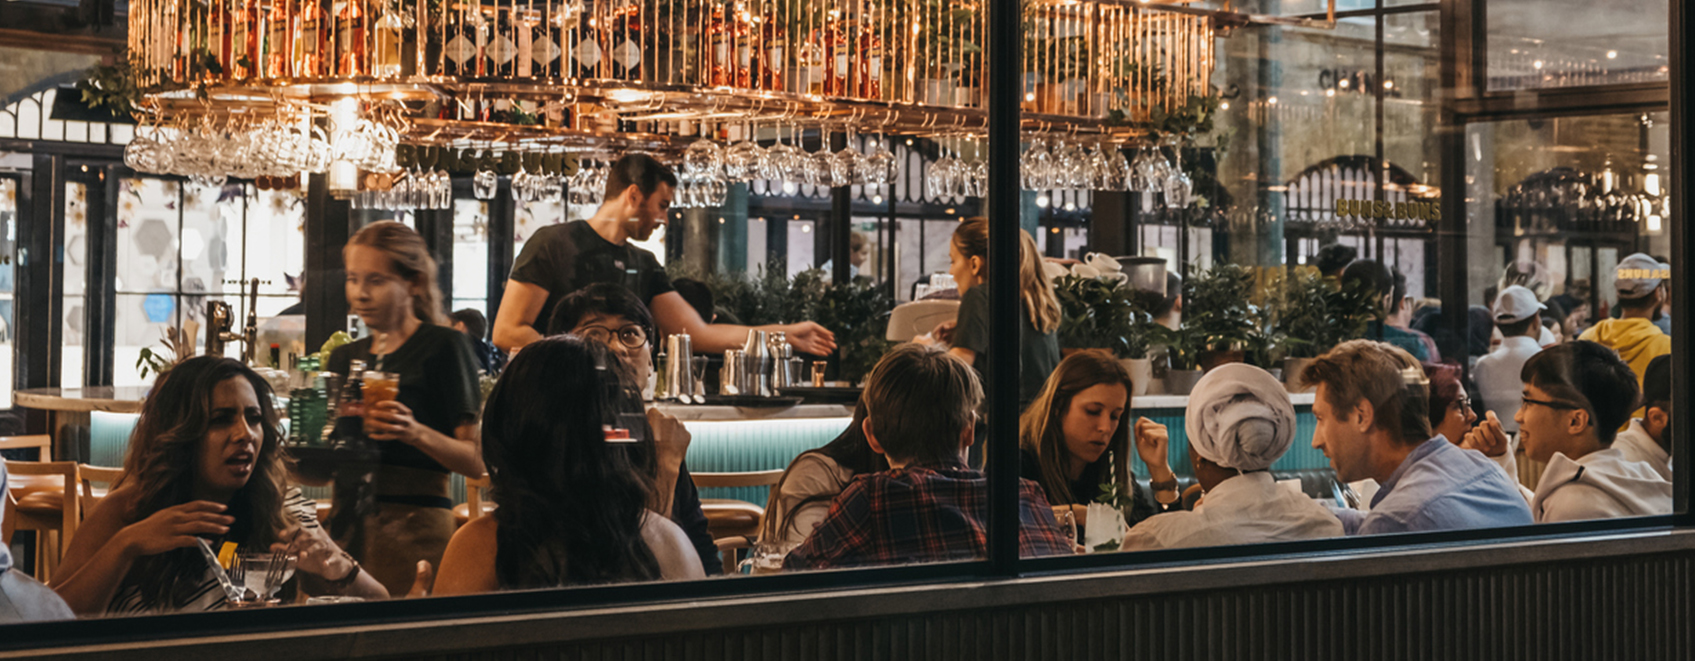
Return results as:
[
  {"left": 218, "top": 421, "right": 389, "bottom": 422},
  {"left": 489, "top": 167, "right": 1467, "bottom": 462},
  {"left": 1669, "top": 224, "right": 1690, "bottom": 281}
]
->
[
  {"left": 327, "top": 221, "right": 483, "bottom": 595},
  {"left": 920, "top": 217, "right": 1062, "bottom": 408}
]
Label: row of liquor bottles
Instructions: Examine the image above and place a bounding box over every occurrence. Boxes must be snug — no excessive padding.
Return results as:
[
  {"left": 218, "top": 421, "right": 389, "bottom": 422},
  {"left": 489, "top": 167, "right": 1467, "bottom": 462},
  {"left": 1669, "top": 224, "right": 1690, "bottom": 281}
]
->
[{"left": 139, "top": 0, "right": 935, "bottom": 100}]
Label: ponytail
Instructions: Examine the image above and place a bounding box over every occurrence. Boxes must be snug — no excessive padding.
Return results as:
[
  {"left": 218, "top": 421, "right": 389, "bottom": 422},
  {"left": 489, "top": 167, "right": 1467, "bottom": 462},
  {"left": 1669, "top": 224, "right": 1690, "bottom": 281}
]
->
[{"left": 952, "top": 218, "right": 1061, "bottom": 334}]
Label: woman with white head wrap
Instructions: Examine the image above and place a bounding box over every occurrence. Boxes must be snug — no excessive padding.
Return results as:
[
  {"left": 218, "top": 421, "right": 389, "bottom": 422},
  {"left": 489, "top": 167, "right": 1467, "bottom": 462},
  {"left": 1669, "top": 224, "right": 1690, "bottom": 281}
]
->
[
  {"left": 1123, "top": 364, "right": 1343, "bottom": 550},
  {"left": 0, "top": 462, "right": 75, "bottom": 622}
]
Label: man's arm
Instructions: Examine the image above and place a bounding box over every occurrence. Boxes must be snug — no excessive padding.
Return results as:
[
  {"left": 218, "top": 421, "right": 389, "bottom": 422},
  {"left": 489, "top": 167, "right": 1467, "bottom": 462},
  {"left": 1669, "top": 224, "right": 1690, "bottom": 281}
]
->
[
  {"left": 492, "top": 280, "right": 549, "bottom": 352},
  {"left": 649, "top": 291, "right": 838, "bottom": 355}
]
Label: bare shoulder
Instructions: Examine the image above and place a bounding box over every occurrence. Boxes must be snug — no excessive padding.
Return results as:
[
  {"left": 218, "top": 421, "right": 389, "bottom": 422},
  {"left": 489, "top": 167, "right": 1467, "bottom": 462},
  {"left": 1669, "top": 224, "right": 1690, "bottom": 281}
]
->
[
  {"left": 639, "top": 513, "right": 706, "bottom": 581},
  {"left": 435, "top": 516, "right": 500, "bottom": 596}
]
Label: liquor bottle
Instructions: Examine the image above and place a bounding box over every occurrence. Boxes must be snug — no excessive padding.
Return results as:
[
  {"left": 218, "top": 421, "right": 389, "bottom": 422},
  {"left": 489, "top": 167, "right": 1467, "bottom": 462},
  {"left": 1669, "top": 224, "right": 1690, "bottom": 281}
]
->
[
  {"left": 373, "top": 0, "right": 405, "bottom": 77},
  {"left": 755, "top": 14, "right": 783, "bottom": 90},
  {"left": 231, "top": 0, "right": 258, "bottom": 78},
  {"left": 488, "top": 8, "right": 517, "bottom": 78},
  {"left": 209, "top": 0, "right": 230, "bottom": 81},
  {"left": 336, "top": 0, "right": 368, "bottom": 76},
  {"left": 265, "top": 0, "right": 292, "bottom": 77},
  {"left": 609, "top": 5, "right": 641, "bottom": 81},
  {"left": 571, "top": 9, "right": 603, "bottom": 79},
  {"left": 705, "top": 4, "right": 728, "bottom": 85},
  {"left": 442, "top": 6, "right": 476, "bottom": 77},
  {"left": 856, "top": 24, "right": 881, "bottom": 98},
  {"left": 324, "top": 359, "right": 369, "bottom": 451},
  {"left": 513, "top": 9, "right": 537, "bottom": 78},
  {"left": 471, "top": 7, "right": 494, "bottom": 76},
  {"left": 172, "top": 0, "right": 192, "bottom": 82},
  {"left": 731, "top": 8, "right": 749, "bottom": 87},
  {"left": 294, "top": 0, "right": 328, "bottom": 77},
  {"left": 821, "top": 21, "right": 848, "bottom": 95},
  {"left": 531, "top": 8, "right": 562, "bottom": 78},
  {"left": 796, "top": 34, "right": 824, "bottom": 94}
]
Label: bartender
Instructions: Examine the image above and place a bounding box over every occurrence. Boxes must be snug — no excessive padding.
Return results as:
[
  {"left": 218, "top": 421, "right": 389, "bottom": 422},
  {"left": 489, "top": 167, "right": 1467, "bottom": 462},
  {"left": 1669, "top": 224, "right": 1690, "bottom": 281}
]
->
[{"left": 493, "top": 153, "right": 837, "bottom": 356}]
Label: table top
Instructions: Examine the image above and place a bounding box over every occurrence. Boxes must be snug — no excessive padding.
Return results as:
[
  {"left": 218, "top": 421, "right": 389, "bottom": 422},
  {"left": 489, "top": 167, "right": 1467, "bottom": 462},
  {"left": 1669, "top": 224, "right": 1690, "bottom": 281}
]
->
[
  {"left": 653, "top": 403, "right": 855, "bottom": 422},
  {"left": 14, "top": 387, "right": 149, "bottom": 413}
]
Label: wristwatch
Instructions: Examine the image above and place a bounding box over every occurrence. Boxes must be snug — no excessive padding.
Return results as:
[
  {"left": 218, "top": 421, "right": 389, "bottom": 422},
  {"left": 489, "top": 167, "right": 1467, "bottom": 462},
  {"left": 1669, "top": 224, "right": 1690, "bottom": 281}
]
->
[{"left": 325, "top": 553, "right": 363, "bottom": 590}]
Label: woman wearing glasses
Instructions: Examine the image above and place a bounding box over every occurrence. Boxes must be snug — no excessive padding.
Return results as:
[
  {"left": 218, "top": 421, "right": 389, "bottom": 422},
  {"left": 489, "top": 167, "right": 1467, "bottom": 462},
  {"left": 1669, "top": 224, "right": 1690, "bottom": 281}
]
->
[
  {"left": 1423, "top": 363, "right": 1478, "bottom": 445},
  {"left": 327, "top": 221, "right": 484, "bottom": 596},
  {"left": 546, "top": 283, "right": 722, "bottom": 574}
]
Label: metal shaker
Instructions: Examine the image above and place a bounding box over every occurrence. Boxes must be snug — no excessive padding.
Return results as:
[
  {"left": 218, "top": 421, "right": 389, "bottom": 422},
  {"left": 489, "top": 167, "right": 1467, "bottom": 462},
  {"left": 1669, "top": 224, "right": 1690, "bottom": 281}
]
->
[
  {"left": 720, "top": 350, "right": 743, "bottom": 396},
  {"left": 742, "top": 329, "right": 772, "bottom": 397},
  {"left": 768, "top": 332, "right": 794, "bottom": 389},
  {"left": 665, "top": 334, "right": 695, "bottom": 404}
]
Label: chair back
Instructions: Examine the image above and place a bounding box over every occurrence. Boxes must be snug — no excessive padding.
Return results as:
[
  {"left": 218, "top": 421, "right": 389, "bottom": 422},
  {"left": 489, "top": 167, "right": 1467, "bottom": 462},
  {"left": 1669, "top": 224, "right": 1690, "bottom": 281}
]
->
[
  {"left": 465, "top": 474, "right": 493, "bottom": 522},
  {"left": 77, "top": 465, "right": 124, "bottom": 516},
  {"left": 0, "top": 435, "right": 53, "bottom": 462},
  {"left": 690, "top": 469, "right": 785, "bottom": 490},
  {"left": 4, "top": 460, "right": 81, "bottom": 549}
]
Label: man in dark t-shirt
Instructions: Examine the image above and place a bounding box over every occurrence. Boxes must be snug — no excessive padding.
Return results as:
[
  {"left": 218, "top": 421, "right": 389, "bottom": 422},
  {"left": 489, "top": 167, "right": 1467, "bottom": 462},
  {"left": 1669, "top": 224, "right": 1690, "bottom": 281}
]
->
[{"left": 492, "top": 153, "right": 837, "bottom": 356}]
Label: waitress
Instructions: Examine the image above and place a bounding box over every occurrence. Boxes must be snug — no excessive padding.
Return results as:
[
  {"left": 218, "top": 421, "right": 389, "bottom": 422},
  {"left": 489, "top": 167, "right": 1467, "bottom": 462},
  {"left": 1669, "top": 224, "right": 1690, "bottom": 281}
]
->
[{"left": 327, "top": 221, "right": 484, "bottom": 595}]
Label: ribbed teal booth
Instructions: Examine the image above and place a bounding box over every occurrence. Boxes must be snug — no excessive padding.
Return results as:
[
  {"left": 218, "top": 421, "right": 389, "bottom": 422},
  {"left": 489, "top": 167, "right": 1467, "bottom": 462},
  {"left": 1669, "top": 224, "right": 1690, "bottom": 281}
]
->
[
  {"left": 1130, "top": 405, "right": 1325, "bottom": 479},
  {"left": 681, "top": 417, "right": 855, "bottom": 505}
]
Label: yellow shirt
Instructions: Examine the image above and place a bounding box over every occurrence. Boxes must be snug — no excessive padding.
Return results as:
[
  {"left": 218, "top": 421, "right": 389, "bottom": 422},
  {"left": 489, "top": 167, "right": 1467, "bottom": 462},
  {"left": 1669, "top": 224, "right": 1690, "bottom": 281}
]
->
[{"left": 1578, "top": 318, "right": 1670, "bottom": 388}]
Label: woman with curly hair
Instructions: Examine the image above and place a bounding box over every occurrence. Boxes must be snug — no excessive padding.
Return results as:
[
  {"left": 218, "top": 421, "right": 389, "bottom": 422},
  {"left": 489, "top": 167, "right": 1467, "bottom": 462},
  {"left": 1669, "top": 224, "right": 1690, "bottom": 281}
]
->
[
  {"left": 52, "top": 357, "right": 387, "bottom": 615},
  {"left": 434, "top": 336, "right": 702, "bottom": 593}
]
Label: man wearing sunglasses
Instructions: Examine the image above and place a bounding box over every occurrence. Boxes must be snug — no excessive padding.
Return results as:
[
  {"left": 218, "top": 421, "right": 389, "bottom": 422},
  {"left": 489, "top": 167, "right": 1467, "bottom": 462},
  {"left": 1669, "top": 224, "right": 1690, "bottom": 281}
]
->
[{"left": 1463, "top": 341, "right": 1671, "bottom": 523}]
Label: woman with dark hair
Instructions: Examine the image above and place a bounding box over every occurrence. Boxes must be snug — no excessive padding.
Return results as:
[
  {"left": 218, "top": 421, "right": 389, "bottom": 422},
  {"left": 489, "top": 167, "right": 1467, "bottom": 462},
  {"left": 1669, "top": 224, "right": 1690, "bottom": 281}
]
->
[
  {"left": 328, "top": 220, "right": 483, "bottom": 595},
  {"left": 53, "top": 357, "right": 386, "bottom": 614},
  {"left": 759, "top": 400, "right": 887, "bottom": 547},
  {"left": 1424, "top": 362, "right": 1477, "bottom": 445},
  {"left": 1018, "top": 352, "right": 1173, "bottom": 531},
  {"left": 434, "top": 336, "right": 703, "bottom": 592}
]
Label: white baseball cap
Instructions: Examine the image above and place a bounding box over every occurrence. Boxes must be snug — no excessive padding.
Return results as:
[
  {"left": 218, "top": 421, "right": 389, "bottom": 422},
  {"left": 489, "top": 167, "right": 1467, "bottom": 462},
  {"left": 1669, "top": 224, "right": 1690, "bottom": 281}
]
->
[
  {"left": 1615, "top": 253, "right": 1671, "bottom": 299},
  {"left": 1492, "top": 285, "right": 1547, "bottom": 323}
]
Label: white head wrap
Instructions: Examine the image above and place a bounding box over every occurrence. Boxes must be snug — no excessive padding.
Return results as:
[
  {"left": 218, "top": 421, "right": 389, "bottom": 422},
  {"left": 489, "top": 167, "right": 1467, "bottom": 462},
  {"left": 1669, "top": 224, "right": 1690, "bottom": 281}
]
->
[{"left": 1185, "top": 364, "right": 1297, "bottom": 472}]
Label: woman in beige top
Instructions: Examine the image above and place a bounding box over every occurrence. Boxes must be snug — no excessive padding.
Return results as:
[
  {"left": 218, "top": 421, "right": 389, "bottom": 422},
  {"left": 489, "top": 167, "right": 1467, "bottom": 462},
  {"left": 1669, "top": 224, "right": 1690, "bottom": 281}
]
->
[{"left": 761, "top": 401, "right": 885, "bottom": 548}]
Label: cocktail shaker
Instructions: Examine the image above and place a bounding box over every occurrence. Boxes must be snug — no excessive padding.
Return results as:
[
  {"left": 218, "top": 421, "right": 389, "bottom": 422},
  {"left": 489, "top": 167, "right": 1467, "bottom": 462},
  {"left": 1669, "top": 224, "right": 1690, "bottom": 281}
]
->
[
  {"left": 742, "top": 329, "right": 772, "bottom": 397},
  {"left": 720, "top": 350, "right": 743, "bottom": 396},
  {"left": 769, "top": 332, "right": 795, "bottom": 389},
  {"left": 664, "top": 334, "right": 695, "bottom": 403}
]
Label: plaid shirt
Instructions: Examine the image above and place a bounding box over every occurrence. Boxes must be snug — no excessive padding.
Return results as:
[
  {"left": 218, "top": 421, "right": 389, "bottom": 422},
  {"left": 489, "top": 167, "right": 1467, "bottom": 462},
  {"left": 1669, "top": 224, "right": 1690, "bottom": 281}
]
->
[{"left": 783, "top": 461, "right": 1076, "bottom": 570}]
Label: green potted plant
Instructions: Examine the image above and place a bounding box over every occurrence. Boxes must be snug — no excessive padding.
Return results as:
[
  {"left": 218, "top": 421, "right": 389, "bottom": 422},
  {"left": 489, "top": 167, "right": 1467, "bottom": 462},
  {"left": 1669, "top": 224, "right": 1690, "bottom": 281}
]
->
[
  {"left": 1182, "top": 263, "right": 1263, "bottom": 370},
  {"left": 1053, "top": 274, "right": 1156, "bottom": 395},
  {"left": 1264, "top": 267, "right": 1379, "bottom": 392}
]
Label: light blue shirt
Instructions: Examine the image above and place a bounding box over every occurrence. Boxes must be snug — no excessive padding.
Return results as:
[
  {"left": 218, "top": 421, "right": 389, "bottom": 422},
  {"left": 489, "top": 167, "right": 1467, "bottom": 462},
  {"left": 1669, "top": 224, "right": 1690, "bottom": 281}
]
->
[{"left": 1336, "top": 437, "right": 1533, "bottom": 535}]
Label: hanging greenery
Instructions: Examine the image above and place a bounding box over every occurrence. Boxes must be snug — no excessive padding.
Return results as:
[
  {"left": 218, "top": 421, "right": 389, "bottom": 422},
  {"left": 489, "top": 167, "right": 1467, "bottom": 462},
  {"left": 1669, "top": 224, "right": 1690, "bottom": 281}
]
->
[{"left": 77, "top": 60, "right": 143, "bottom": 119}]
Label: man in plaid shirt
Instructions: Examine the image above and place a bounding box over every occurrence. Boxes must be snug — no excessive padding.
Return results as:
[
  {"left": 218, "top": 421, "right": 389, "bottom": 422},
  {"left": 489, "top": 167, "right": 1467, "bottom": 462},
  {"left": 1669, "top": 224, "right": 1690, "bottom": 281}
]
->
[{"left": 785, "top": 345, "right": 1076, "bottom": 570}]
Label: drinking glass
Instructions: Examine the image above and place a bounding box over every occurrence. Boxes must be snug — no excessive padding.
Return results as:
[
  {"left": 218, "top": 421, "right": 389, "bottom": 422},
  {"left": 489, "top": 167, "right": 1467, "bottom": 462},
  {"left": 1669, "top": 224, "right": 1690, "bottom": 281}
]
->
[
  {"left": 473, "top": 160, "right": 498, "bottom": 200},
  {"left": 231, "top": 552, "right": 298, "bottom": 606},
  {"left": 861, "top": 140, "right": 896, "bottom": 186},
  {"left": 736, "top": 541, "right": 799, "bottom": 575},
  {"left": 1055, "top": 509, "right": 1078, "bottom": 546},
  {"left": 362, "top": 371, "right": 401, "bottom": 434}
]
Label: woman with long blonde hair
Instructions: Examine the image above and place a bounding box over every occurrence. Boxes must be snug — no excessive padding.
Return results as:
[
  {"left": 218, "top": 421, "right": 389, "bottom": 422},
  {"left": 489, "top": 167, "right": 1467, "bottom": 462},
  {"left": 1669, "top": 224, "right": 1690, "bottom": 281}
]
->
[
  {"left": 326, "top": 220, "right": 484, "bottom": 595},
  {"left": 923, "top": 217, "right": 1062, "bottom": 408}
]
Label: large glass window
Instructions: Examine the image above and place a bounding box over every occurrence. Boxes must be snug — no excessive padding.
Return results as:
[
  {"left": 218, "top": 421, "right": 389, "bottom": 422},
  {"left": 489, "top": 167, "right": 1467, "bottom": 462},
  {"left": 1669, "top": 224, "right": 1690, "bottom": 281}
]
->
[{"left": 1486, "top": 0, "right": 1668, "bottom": 90}]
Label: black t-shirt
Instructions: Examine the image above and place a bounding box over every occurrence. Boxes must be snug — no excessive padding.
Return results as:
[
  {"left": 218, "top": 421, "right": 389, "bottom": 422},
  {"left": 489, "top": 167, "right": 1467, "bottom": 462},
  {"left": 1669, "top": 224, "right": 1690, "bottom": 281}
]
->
[
  {"left": 1018, "top": 448, "right": 1158, "bottom": 527},
  {"left": 509, "top": 221, "right": 675, "bottom": 333},
  {"left": 951, "top": 286, "right": 1061, "bottom": 407},
  {"left": 327, "top": 324, "right": 482, "bottom": 473}
]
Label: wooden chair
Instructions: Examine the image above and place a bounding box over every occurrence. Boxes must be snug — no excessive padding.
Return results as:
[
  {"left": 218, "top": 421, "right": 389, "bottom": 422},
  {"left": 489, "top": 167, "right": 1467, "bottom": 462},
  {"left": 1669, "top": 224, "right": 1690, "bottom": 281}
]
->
[
  {"left": 452, "top": 474, "right": 494, "bottom": 527},
  {"left": 5, "top": 460, "right": 80, "bottom": 582},
  {"left": 0, "top": 435, "right": 53, "bottom": 462},
  {"left": 76, "top": 464, "right": 124, "bottom": 517},
  {"left": 692, "top": 469, "right": 784, "bottom": 543}
]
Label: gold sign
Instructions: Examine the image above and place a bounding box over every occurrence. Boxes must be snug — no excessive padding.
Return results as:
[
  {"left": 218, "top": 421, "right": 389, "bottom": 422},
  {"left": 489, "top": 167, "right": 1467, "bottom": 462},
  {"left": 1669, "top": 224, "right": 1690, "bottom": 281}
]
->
[
  {"left": 1335, "top": 199, "right": 1441, "bottom": 221},
  {"left": 1618, "top": 268, "right": 1671, "bottom": 280}
]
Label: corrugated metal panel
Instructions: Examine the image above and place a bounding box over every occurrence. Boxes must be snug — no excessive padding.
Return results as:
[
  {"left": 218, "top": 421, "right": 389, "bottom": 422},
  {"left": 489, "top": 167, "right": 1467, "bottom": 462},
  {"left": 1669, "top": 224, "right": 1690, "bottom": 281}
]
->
[{"left": 408, "top": 552, "right": 1693, "bottom": 661}]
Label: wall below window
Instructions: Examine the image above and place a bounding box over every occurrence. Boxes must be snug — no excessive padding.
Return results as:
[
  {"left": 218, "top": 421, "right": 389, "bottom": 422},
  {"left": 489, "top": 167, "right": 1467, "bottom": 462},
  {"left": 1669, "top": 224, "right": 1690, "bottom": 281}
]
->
[{"left": 14, "top": 529, "right": 1693, "bottom": 660}]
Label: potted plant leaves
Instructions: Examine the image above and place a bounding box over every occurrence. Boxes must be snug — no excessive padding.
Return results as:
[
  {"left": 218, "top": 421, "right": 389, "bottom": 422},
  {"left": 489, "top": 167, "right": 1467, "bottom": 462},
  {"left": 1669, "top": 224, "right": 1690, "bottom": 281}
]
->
[
  {"left": 1181, "top": 263, "right": 1263, "bottom": 370},
  {"left": 1264, "top": 267, "right": 1379, "bottom": 392},
  {"left": 1053, "top": 273, "right": 1156, "bottom": 395}
]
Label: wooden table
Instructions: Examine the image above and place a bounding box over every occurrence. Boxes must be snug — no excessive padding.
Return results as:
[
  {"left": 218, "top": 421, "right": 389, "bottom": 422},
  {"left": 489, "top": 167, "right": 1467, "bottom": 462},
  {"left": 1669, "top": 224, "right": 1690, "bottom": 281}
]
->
[{"left": 13, "top": 387, "right": 148, "bottom": 463}]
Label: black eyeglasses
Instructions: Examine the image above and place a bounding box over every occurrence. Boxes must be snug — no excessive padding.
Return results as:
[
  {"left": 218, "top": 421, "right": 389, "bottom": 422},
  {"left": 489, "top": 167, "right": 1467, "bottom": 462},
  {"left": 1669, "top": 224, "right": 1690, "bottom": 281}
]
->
[
  {"left": 1450, "top": 395, "right": 1472, "bottom": 411},
  {"left": 1521, "top": 396, "right": 1581, "bottom": 411},
  {"left": 576, "top": 324, "right": 648, "bottom": 349}
]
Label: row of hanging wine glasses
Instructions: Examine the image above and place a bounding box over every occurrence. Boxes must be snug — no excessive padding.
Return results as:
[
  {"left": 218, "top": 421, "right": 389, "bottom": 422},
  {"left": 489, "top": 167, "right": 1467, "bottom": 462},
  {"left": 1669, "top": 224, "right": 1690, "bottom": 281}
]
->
[
  {"left": 678, "top": 126, "right": 900, "bottom": 200},
  {"left": 351, "top": 168, "right": 453, "bottom": 210}
]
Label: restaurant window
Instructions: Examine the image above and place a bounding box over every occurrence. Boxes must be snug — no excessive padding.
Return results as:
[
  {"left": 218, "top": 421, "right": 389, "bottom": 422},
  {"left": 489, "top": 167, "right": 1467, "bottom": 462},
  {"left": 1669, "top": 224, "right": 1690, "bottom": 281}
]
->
[
  {"left": 60, "top": 181, "right": 87, "bottom": 387},
  {"left": 1485, "top": 0, "right": 1668, "bottom": 90},
  {"left": 0, "top": 176, "right": 15, "bottom": 406}
]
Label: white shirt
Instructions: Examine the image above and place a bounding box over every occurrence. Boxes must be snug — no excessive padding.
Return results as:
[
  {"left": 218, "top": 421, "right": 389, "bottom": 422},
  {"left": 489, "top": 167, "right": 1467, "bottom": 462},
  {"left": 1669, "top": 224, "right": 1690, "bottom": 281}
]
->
[
  {"left": 1122, "top": 472, "right": 1342, "bottom": 550},
  {"left": 1474, "top": 336, "right": 1542, "bottom": 433},
  {"left": 1531, "top": 447, "right": 1672, "bottom": 523},
  {"left": 1611, "top": 420, "right": 1672, "bottom": 482}
]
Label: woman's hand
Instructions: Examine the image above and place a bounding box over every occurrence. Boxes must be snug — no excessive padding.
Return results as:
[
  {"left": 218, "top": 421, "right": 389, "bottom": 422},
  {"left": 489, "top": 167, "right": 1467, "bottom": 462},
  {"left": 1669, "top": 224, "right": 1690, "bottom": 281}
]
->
[
  {"left": 272, "top": 526, "right": 355, "bottom": 582},
  {"left": 115, "top": 501, "right": 234, "bottom": 557},
  {"left": 367, "top": 401, "right": 423, "bottom": 444},
  {"left": 1461, "top": 411, "right": 1511, "bottom": 457},
  {"left": 1132, "top": 417, "right": 1171, "bottom": 475},
  {"left": 932, "top": 320, "right": 959, "bottom": 345}
]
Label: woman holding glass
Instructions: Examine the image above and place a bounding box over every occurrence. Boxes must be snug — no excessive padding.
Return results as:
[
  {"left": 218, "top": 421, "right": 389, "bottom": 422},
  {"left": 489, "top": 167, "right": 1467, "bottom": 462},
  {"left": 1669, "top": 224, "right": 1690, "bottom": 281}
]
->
[
  {"left": 434, "top": 336, "right": 704, "bottom": 593},
  {"left": 326, "top": 221, "right": 484, "bottom": 595},
  {"left": 52, "top": 357, "right": 387, "bottom": 615},
  {"left": 1018, "top": 352, "right": 1175, "bottom": 536}
]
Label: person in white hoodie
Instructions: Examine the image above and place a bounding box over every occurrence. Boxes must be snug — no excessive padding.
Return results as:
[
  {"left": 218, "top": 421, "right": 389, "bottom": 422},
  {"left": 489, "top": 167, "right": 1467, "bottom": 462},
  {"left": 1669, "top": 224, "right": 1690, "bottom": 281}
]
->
[
  {"left": 1610, "top": 354, "right": 1671, "bottom": 481},
  {"left": 1463, "top": 341, "right": 1671, "bottom": 522}
]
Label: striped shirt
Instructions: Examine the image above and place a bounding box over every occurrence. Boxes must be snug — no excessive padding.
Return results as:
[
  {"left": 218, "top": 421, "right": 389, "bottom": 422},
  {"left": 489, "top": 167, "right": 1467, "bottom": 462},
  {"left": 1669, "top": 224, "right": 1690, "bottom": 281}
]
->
[{"left": 107, "top": 488, "right": 319, "bottom": 615}]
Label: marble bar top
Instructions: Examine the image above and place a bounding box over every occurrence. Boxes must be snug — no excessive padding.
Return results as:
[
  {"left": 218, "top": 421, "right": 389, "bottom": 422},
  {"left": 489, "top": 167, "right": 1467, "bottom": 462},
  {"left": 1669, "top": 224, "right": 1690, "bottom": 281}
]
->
[
  {"left": 1133, "top": 391, "right": 1316, "bottom": 410},
  {"left": 15, "top": 387, "right": 149, "bottom": 413}
]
